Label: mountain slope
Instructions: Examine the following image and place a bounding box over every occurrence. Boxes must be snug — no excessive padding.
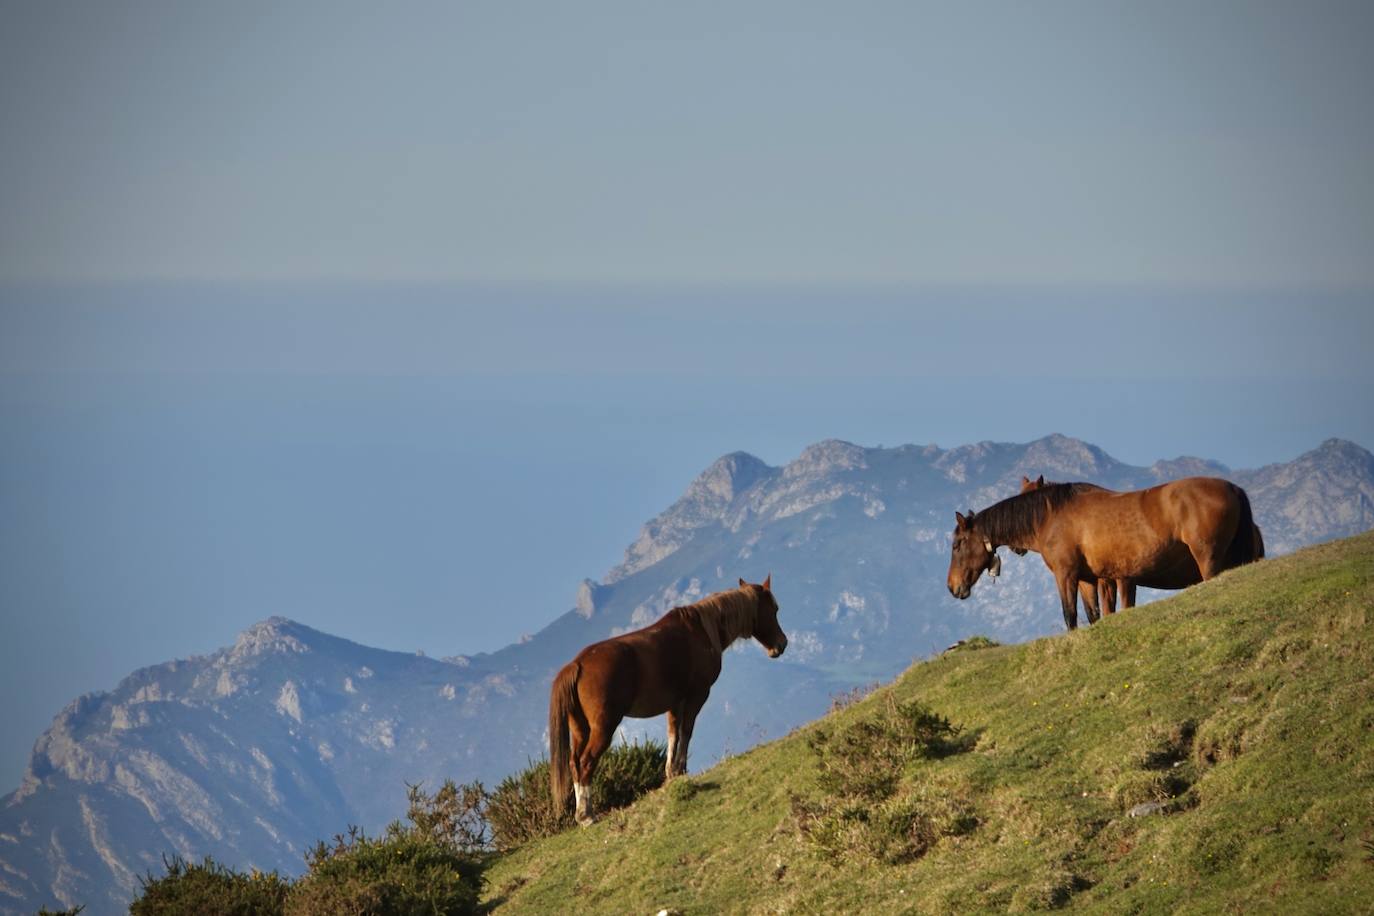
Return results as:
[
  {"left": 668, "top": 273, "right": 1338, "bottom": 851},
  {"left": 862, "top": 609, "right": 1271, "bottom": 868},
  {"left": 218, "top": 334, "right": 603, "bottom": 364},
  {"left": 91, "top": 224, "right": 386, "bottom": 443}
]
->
[
  {"left": 4, "top": 435, "right": 1373, "bottom": 914},
  {"left": 484, "top": 531, "right": 1374, "bottom": 914}
]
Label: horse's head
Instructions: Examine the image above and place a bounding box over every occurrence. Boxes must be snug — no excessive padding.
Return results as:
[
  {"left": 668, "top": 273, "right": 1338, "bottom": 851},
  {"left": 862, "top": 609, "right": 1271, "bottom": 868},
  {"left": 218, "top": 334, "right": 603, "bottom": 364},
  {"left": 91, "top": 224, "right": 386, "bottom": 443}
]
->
[
  {"left": 947, "top": 510, "right": 1001, "bottom": 599},
  {"left": 739, "top": 574, "right": 787, "bottom": 658}
]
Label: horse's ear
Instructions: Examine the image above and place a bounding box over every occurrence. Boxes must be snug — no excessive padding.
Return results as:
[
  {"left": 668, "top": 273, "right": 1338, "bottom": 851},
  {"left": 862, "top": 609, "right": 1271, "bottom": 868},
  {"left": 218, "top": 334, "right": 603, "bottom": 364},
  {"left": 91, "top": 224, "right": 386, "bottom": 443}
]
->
[
  {"left": 955, "top": 511, "right": 967, "bottom": 528},
  {"left": 763, "top": 573, "right": 771, "bottom": 591},
  {"left": 1036, "top": 475, "right": 1045, "bottom": 487},
  {"left": 739, "top": 577, "right": 747, "bottom": 588},
  {"left": 1021, "top": 475, "right": 1030, "bottom": 486}
]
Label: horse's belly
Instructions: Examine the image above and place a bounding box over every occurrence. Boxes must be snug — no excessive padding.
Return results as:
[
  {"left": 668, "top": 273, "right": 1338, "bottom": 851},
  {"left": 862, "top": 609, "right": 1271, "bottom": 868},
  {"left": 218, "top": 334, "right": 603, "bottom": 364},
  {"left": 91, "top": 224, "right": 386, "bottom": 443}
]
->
[
  {"left": 625, "top": 695, "right": 672, "bottom": 719},
  {"left": 1133, "top": 552, "right": 1202, "bottom": 589},
  {"left": 1088, "top": 538, "right": 1189, "bottom": 581}
]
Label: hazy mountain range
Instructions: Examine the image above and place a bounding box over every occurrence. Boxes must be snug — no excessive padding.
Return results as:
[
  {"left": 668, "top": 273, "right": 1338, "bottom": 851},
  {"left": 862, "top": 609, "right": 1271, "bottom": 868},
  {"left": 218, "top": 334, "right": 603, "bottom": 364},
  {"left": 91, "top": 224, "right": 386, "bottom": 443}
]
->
[{"left": 4, "top": 435, "right": 1373, "bottom": 914}]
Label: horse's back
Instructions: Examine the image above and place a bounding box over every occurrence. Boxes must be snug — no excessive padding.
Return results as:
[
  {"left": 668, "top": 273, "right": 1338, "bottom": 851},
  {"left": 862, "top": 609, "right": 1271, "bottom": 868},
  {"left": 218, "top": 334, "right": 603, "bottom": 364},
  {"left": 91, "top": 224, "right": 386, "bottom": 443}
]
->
[
  {"left": 1047, "top": 478, "right": 1232, "bottom": 580},
  {"left": 1150, "top": 477, "right": 1244, "bottom": 538},
  {"left": 571, "top": 614, "right": 703, "bottom": 719}
]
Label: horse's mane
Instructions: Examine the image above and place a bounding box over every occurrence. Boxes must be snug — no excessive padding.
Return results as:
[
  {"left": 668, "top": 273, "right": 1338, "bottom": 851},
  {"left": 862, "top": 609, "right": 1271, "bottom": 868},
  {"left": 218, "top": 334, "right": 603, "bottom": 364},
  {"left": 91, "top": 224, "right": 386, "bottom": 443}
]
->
[
  {"left": 973, "top": 482, "right": 1092, "bottom": 545},
  {"left": 674, "top": 588, "right": 757, "bottom": 654}
]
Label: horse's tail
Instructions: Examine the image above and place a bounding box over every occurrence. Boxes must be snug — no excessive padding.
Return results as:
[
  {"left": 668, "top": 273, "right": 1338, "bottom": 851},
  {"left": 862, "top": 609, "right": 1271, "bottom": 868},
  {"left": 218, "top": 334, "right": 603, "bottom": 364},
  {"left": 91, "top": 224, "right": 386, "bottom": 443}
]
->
[
  {"left": 549, "top": 661, "right": 580, "bottom": 813},
  {"left": 1225, "top": 484, "right": 1260, "bottom": 569}
]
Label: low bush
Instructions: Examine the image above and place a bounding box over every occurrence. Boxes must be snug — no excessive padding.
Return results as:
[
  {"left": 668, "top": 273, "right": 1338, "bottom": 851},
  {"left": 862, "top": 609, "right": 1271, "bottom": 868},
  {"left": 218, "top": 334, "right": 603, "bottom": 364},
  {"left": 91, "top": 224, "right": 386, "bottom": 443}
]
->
[
  {"left": 285, "top": 826, "right": 484, "bottom": 916},
  {"left": 129, "top": 781, "right": 488, "bottom": 916},
  {"left": 810, "top": 696, "right": 964, "bottom": 800},
  {"left": 486, "top": 739, "right": 667, "bottom": 850},
  {"left": 129, "top": 856, "right": 290, "bottom": 916},
  {"left": 401, "top": 778, "right": 491, "bottom": 852},
  {"left": 795, "top": 696, "right": 975, "bottom": 863},
  {"left": 126, "top": 743, "right": 666, "bottom": 912}
]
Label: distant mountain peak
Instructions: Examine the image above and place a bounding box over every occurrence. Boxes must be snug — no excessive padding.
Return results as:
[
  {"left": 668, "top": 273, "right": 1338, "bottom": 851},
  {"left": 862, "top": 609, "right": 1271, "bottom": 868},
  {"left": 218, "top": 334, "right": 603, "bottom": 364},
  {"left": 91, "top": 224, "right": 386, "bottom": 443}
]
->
[
  {"left": 687, "top": 451, "right": 774, "bottom": 502},
  {"left": 1311, "top": 437, "right": 1374, "bottom": 463},
  {"left": 605, "top": 451, "right": 778, "bottom": 583},
  {"left": 1020, "top": 433, "right": 1116, "bottom": 476},
  {"left": 228, "top": 617, "right": 313, "bottom": 661},
  {"left": 784, "top": 439, "right": 868, "bottom": 478},
  {"left": 1148, "top": 455, "right": 1231, "bottom": 480}
]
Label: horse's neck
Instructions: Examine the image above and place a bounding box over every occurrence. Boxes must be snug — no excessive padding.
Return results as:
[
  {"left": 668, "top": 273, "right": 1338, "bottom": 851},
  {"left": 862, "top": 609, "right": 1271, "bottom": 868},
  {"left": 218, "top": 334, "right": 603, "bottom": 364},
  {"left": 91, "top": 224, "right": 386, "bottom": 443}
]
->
[
  {"left": 985, "top": 514, "right": 1043, "bottom": 554},
  {"left": 699, "top": 595, "right": 752, "bottom": 655}
]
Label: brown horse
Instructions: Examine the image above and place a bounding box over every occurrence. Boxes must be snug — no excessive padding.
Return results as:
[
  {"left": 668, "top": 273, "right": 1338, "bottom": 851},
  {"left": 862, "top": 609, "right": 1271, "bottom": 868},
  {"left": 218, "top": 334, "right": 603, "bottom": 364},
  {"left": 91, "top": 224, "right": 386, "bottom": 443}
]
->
[
  {"left": 549, "top": 576, "right": 787, "bottom": 824},
  {"left": 1019, "top": 474, "right": 1265, "bottom": 616},
  {"left": 947, "top": 477, "right": 1261, "bottom": 630}
]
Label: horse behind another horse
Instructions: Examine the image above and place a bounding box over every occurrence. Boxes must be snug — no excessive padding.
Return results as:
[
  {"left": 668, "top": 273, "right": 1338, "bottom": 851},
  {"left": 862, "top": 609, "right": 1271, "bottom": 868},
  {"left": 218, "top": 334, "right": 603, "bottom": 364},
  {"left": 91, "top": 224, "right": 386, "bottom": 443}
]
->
[{"left": 549, "top": 576, "right": 787, "bottom": 825}]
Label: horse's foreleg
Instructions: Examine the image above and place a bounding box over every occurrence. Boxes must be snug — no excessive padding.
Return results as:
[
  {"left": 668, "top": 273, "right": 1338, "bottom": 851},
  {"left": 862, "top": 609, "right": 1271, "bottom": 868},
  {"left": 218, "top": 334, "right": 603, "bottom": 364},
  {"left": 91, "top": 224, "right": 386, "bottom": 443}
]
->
[
  {"left": 1079, "top": 581, "right": 1100, "bottom": 624},
  {"left": 1098, "top": 578, "right": 1117, "bottom": 616},
  {"left": 665, "top": 707, "right": 684, "bottom": 780},
  {"left": 671, "top": 691, "right": 710, "bottom": 778},
  {"left": 1055, "top": 572, "right": 1080, "bottom": 630}
]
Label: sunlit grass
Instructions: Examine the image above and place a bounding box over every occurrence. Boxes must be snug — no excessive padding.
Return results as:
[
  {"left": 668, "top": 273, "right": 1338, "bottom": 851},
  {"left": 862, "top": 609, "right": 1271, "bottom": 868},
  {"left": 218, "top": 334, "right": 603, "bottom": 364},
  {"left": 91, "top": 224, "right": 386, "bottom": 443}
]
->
[{"left": 484, "top": 533, "right": 1374, "bottom": 914}]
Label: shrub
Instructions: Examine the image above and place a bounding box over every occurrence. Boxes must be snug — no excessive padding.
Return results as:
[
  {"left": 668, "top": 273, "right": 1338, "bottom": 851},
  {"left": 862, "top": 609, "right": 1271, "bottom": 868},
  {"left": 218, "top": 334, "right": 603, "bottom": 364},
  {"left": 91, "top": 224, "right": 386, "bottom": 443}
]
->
[
  {"left": 794, "top": 697, "right": 975, "bottom": 863},
  {"left": 285, "top": 779, "right": 489, "bottom": 915},
  {"left": 285, "top": 827, "right": 484, "bottom": 916},
  {"left": 588, "top": 737, "right": 668, "bottom": 810},
  {"left": 810, "top": 696, "right": 964, "bottom": 800},
  {"left": 829, "top": 681, "right": 881, "bottom": 713},
  {"left": 129, "top": 855, "right": 289, "bottom": 916},
  {"left": 944, "top": 635, "right": 1001, "bottom": 653},
  {"left": 402, "top": 778, "right": 491, "bottom": 852},
  {"left": 486, "top": 739, "right": 667, "bottom": 850}
]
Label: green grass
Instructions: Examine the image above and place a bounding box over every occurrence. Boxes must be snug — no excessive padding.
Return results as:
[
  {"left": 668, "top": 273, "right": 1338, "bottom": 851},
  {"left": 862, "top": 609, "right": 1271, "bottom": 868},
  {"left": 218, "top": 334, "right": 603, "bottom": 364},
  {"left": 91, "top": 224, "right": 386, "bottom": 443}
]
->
[{"left": 482, "top": 533, "right": 1374, "bottom": 914}]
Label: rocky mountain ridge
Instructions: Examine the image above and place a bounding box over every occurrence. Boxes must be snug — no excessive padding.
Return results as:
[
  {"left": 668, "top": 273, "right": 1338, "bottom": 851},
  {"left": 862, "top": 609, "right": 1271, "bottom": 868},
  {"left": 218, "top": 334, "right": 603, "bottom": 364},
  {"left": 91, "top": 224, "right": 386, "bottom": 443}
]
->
[{"left": 4, "top": 435, "right": 1372, "bottom": 914}]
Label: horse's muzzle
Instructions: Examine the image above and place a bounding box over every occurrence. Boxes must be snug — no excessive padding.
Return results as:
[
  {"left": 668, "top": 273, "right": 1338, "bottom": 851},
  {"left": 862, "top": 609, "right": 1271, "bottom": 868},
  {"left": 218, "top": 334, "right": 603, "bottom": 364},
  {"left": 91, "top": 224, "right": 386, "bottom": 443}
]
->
[
  {"left": 768, "top": 636, "right": 787, "bottom": 658},
  {"left": 948, "top": 583, "right": 971, "bottom": 600}
]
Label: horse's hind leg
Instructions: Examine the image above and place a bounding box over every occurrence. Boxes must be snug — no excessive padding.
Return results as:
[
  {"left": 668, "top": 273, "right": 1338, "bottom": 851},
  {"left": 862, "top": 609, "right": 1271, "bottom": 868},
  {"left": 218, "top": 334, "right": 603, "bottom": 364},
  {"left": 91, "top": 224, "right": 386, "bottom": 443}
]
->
[
  {"left": 565, "top": 709, "right": 592, "bottom": 823},
  {"left": 1187, "top": 541, "right": 1225, "bottom": 581},
  {"left": 1120, "top": 580, "right": 1137, "bottom": 609},
  {"left": 573, "top": 713, "right": 618, "bottom": 826}
]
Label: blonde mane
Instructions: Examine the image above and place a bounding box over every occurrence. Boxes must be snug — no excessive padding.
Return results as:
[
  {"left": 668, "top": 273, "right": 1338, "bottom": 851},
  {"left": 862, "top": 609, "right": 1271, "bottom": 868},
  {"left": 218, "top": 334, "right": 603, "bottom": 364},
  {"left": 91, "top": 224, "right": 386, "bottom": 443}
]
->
[{"left": 680, "top": 587, "right": 758, "bottom": 655}]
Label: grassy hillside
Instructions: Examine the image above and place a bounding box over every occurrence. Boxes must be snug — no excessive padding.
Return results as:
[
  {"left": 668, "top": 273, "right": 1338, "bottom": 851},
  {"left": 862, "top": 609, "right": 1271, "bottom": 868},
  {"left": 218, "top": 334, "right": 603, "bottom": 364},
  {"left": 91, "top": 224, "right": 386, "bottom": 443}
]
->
[{"left": 482, "top": 532, "right": 1374, "bottom": 914}]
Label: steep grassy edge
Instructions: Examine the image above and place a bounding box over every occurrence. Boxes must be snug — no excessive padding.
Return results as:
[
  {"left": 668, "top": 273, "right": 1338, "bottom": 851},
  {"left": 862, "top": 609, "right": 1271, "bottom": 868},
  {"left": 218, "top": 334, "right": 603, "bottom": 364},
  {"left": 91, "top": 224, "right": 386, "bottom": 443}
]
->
[{"left": 483, "top": 533, "right": 1374, "bottom": 914}]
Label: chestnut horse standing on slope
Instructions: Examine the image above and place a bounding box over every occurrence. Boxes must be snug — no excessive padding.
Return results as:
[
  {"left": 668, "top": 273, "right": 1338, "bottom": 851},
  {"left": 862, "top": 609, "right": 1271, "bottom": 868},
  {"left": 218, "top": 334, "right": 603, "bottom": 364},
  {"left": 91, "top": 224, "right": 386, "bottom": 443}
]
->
[
  {"left": 549, "top": 576, "right": 787, "bottom": 825},
  {"left": 947, "top": 478, "right": 1261, "bottom": 630}
]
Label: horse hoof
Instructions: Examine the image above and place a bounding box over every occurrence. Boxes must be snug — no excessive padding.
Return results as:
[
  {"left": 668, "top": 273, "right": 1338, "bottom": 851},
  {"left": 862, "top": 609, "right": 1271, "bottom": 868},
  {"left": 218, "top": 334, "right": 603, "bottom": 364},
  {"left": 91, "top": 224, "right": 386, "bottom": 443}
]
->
[{"left": 576, "top": 814, "right": 597, "bottom": 827}]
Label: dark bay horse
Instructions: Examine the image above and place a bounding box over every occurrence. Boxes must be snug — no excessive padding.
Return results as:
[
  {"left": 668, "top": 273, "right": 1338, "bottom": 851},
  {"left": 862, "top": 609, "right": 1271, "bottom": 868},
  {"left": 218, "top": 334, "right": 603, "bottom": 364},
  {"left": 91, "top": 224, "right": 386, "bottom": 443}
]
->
[
  {"left": 549, "top": 576, "right": 787, "bottom": 824},
  {"left": 947, "top": 478, "right": 1261, "bottom": 629}
]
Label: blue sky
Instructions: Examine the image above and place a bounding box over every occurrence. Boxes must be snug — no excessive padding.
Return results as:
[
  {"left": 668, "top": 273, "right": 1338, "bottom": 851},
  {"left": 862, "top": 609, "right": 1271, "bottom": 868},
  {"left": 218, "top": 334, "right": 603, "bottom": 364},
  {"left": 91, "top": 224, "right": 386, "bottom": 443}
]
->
[{"left": 2, "top": 1, "right": 1373, "bottom": 790}]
